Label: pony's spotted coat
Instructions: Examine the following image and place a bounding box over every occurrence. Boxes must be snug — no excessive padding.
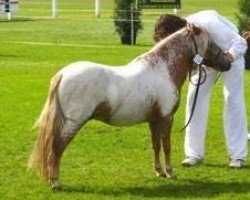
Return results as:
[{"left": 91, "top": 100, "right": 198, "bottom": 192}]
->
[{"left": 29, "top": 25, "right": 231, "bottom": 190}]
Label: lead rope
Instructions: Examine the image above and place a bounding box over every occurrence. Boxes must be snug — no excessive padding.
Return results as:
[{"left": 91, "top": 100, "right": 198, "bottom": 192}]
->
[{"left": 181, "top": 65, "right": 206, "bottom": 131}]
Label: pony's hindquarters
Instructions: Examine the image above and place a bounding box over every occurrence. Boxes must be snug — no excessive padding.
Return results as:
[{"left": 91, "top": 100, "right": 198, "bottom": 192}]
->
[{"left": 28, "top": 73, "right": 64, "bottom": 181}]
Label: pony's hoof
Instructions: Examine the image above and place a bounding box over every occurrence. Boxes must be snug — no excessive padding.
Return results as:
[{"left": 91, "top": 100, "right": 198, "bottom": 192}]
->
[
  {"left": 156, "top": 172, "right": 167, "bottom": 178},
  {"left": 50, "top": 180, "right": 62, "bottom": 191},
  {"left": 155, "top": 167, "right": 167, "bottom": 178},
  {"left": 166, "top": 170, "right": 177, "bottom": 180},
  {"left": 52, "top": 184, "right": 62, "bottom": 191}
]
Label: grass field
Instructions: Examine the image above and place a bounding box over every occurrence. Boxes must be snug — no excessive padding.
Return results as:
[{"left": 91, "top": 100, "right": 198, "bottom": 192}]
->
[{"left": 0, "top": 0, "right": 250, "bottom": 199}]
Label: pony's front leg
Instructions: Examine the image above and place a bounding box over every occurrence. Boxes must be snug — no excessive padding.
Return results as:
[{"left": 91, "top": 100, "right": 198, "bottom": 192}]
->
[
  {"left": 149, "top": 122, "right": 166, "bottom": 177},
  {"left": 161, "top": 117, "right": 176, "bottom": 179}
]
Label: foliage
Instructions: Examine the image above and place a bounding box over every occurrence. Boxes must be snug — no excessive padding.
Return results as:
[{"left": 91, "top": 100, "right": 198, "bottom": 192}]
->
[
  {"left": 237, "top": 0, "right": 250, "bottom": 68},
  {"left": 237, "top": 0, "right": 250, "bottom": 31},
  {"left": 113, "top": 0, "right": 142, "bottom": 44}
]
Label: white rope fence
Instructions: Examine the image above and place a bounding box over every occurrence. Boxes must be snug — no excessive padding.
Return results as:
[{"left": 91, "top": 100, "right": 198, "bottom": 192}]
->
[{"left": 1, "top": 0, "right": 181, "bottom": 20}]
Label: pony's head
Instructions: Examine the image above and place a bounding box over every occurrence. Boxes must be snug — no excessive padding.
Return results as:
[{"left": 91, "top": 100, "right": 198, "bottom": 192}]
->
[
  {"left": 202, "top": 41, "right": 232, "bottom": 71},
  {"left": 187, "top": 23, "right": 231, "bottom": 72}
]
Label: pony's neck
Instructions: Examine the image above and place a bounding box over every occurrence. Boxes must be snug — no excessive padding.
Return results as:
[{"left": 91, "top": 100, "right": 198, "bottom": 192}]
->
[{"left": 155, "top": 33, "right": 194, "bottom": 90}]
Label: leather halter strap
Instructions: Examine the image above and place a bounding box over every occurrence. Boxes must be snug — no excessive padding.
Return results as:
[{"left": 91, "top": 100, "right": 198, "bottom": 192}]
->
[{"left": 181, "top": 32, "right": 207, "bottom": 131}]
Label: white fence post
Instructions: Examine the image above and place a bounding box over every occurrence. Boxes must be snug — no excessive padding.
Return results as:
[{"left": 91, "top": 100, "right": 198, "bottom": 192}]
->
[
  {"left": 95, "top": 0, "right": 101, "bottom": 18},
  {"left": 173, "top": 8, "right": 178, "bottom": 14},
  {"left": 52, "top": 0, "right": 57, "bottom": 18}
]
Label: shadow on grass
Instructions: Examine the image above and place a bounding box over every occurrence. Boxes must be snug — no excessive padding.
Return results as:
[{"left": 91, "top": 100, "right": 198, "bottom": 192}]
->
[
  {"left": 204, "top": 163, "right": 250, "bottom": 169},
  {"left": 0, "top": 54, "right": 18, "bottom": 58},
  {"left": 62, "top": 180, "right": 250, "bottom": 198},
  {"left": 0, "top": 17, "right": 55, "bottom": 23},
  {"left": 0, "top": 18, "right": 35, "bottom": 23}
]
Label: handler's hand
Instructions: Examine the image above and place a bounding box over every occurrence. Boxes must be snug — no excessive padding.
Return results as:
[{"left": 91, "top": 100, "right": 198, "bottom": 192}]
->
[
  {"left": 242, "top": 31, "right": 250, "bottom": 40},
  {"left": 225, "top": 52, "right": 234, "bottom": 63}
]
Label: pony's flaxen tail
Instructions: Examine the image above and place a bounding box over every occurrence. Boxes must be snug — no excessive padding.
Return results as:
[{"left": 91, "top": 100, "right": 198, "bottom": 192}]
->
[{"left": 28, "top": 73, "right": 64, "bottom": 180}]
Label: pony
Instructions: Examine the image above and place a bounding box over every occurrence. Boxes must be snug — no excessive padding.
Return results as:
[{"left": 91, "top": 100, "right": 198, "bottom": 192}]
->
[{"left": 29, "top": 24, "right": 231, "bottom": 190}]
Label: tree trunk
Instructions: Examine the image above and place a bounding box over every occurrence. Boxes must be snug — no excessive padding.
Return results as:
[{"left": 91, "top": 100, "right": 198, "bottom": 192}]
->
[{"left": 120, "top": 30, "right": 137, "bottom": 45}]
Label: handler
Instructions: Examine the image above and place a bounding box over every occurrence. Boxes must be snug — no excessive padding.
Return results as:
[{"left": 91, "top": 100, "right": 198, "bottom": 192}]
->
[{"left": 154, "top": 10, "right": 248, "bottom": 168}]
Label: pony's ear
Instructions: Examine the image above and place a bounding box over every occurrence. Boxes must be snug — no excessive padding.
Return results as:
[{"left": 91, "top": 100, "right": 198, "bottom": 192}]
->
[
  {"left": 192, "top": 25, "right": 202, "bottom": 35},
  {"left": 187, "top": 23, "right": 202, "bottom": 35}
]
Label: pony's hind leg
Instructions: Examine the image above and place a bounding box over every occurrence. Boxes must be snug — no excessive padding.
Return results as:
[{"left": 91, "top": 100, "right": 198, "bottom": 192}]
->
[{"left": 50, "top": 119, "right": 84, "bottom": 190}]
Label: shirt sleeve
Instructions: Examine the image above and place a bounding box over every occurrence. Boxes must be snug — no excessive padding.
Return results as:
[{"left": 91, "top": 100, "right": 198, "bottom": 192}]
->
[
  {"left": 207, "top": 17, "right": 248, "bottom": 61},
  {"left": 227, "top": 37, "right": 248, "bottom": 61}
]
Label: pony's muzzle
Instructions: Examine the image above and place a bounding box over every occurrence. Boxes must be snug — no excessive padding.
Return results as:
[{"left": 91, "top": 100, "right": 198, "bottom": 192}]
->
[
  {"left": 202, "top": 57, "right": 231, "bottom": 72},
  {"left": 216, "top": 58, "right": 231, "bottom": 72}
]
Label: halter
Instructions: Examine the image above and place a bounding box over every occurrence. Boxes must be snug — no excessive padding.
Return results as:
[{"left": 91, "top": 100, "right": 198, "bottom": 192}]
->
[{"left": 181, "top": 33, "right": 207, "bottom": 131}]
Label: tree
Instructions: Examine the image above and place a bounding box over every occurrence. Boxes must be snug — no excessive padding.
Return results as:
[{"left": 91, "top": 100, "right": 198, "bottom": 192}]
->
[
  {"left": 113, "top": 0, "right": 142, "bottom": 45},
  {"left": 237, "top": 0, "right": 250, "bottom": 69}
]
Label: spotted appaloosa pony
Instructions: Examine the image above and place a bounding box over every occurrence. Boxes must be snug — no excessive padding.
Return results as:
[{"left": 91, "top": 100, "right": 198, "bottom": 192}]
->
[{"left": 29, "top": 24, "right": 231, "bottom": 190}]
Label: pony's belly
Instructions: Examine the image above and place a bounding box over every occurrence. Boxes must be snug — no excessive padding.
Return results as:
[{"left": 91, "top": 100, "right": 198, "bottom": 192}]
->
[
  {"left": 108, "top": 108, "right": 147, "bottom": 126},
  {"left": 108, "top": 116, "right": 145, "bottom": 126}
]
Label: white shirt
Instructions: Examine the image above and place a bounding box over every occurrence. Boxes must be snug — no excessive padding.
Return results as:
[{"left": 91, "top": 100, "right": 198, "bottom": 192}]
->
[{"left": 186, "top": 10, "right": 247, "bottom": 61}]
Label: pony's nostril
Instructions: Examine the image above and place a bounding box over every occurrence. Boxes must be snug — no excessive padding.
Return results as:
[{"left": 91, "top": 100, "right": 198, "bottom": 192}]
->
[{"left": 221, "top": 63, "right": 231, "bottom": 71}]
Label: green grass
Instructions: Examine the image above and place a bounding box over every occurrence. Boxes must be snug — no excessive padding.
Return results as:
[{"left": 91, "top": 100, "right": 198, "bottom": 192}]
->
[{"left": 0, "top": 0, "right": 250, "bottom": 199}]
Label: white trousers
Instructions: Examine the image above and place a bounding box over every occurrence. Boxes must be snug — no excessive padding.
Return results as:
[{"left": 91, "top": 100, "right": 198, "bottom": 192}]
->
[{"left": 184, "top": 57, "right": 248, "bottom": 160}]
